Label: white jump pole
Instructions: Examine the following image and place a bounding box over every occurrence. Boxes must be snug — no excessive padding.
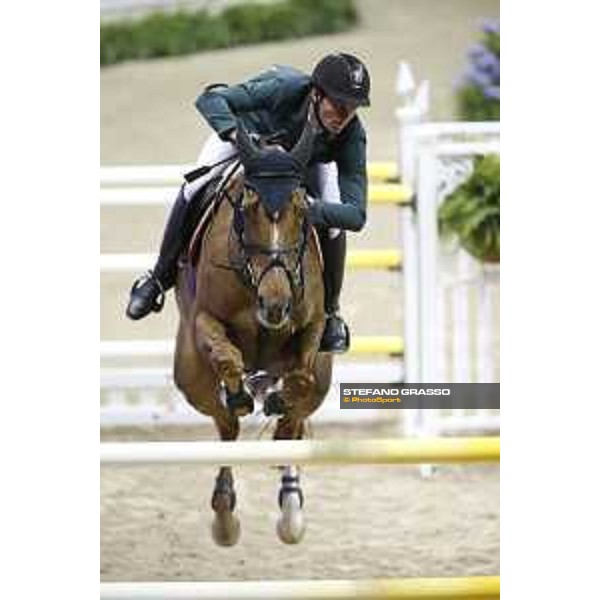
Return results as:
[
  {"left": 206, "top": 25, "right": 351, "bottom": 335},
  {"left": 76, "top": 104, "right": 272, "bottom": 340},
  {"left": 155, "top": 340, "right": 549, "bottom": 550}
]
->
[{"left": 100, "top": 438, "right": 500, "bottom": 467}]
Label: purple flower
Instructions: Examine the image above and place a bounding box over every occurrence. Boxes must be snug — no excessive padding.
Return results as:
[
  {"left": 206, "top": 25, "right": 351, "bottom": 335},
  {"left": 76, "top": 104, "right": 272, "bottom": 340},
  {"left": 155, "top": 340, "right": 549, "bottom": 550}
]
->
[
  {"left": 481, "top": 19, "right": 500, "bottom": 35},
  {"left": 474, "top": 53, "right": 500, "bottom": 82},
  {"left": 465, "top": 66, "right": 493, "bottom": 89},
  {"left": 474, "top": 49, "right": 498, "bottom": 69},
  {"left": 468, "top": 42, "right": 489, "bottom": 60},
  {"left": 489, "top": 60, "right": 500, "bottom": 82},
  {"left": 483, "top": 85, "right": 500, "bottom": 100},
  {"left": 457, "top": 19, "right": 500, "bottom": 104}
]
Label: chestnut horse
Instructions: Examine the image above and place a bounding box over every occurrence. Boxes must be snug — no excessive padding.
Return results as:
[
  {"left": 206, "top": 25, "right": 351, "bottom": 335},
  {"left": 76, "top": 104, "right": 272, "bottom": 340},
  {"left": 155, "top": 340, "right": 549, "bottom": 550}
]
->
[{"left": 173, "top": 120, "right": 333, "bottom": 545}]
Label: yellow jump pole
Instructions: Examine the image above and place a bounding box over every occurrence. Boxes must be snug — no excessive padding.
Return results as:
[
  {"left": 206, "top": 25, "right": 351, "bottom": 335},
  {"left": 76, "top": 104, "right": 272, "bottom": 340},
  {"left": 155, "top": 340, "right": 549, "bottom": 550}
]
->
[
  {"left": 369, "top": 183, "right": 413, "bottom": 205},
  {"left": 347, "top": 249, "right": 403, "bottom": 270},
  {"left": 100, "top": 576, "right": 500, "bottom": 599},
  {"left": 100, "top": 437, "right": 500, "bottom": 467},
  {"left": 366, "top": 161, "right": 398, "bottom": 182}
]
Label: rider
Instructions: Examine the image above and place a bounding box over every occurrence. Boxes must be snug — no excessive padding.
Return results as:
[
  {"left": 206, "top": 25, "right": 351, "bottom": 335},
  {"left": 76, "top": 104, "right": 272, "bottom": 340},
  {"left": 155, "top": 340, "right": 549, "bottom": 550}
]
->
[{"left": 126, "top": 53, "right": 371, "bottom": 353}]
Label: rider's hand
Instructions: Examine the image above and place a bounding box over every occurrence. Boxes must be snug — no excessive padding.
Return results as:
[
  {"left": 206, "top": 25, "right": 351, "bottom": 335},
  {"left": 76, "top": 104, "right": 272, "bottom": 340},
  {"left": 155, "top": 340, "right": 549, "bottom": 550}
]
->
[{"left": 229, "top": 130, "right": 264, "bottom": 147}]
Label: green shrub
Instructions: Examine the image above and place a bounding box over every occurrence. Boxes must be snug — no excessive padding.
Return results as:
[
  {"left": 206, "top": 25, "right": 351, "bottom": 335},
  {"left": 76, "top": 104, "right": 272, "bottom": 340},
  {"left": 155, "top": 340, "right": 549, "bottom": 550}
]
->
[
  {"left": 458, "top": 84, "right": 500, "bottom": 121},
  {"left": 438, "top": 154, "right": 500, "bottom": 263},
  {"left": 101, "top": 0, "right": 358, "bottom": 66}
]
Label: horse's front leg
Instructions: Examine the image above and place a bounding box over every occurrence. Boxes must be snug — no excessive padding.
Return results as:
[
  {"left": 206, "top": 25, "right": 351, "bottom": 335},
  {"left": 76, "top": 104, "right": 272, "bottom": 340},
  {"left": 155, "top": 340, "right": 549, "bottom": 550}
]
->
[
  {"left": 195, "top": 310, "right": 254, "bottom": 417},
  {"left": 281, "top": 321, "right": 325, "bottom": 420},
  {"left": 271, "top": 322, "right": 324, "bottom": 545}
]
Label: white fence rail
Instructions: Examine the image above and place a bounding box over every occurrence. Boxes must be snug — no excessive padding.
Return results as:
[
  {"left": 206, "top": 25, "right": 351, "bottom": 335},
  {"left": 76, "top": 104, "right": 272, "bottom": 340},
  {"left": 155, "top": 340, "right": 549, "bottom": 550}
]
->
[
  {"left": 101, "top": 361, "right": 403, "bottom": 426},
  {"left": 400, "top": 125, "right": 500, "bottom": 439},
  {"left": 395, "top": 66, "right": 500, "bottom": 440}
]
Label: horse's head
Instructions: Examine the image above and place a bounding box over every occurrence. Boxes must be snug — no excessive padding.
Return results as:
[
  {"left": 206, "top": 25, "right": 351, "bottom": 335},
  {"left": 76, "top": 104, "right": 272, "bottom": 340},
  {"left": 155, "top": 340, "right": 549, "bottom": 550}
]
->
[{"left": 235, "top": 120, "right": 315, "bottom": 330}]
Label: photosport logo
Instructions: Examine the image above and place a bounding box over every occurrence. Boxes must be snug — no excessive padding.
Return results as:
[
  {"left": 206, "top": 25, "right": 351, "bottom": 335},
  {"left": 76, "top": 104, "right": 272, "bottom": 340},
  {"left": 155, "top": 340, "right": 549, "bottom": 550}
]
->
[{"left": 339, "top": 384, "right": 500, "bottom": 410}]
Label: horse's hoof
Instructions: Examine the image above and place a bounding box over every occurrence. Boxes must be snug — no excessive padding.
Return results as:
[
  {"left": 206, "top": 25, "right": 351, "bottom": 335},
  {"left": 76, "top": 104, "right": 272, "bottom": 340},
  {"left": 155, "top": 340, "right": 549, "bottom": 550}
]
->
[
  {"left": 211, "top": 512, "right": 241, "bottom": 547},
  {"left": 276, "top": 492, "right": 306, "bottom": 544}
]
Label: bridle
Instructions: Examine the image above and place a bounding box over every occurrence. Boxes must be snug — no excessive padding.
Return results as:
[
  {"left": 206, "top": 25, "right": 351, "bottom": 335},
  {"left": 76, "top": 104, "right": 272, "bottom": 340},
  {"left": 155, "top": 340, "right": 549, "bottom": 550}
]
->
[
  {"left": 214, "top": 116, "right": 316, "bottom": 301},
  {"left": 220, "top": 173, "right": 310, "bottom": 302}
]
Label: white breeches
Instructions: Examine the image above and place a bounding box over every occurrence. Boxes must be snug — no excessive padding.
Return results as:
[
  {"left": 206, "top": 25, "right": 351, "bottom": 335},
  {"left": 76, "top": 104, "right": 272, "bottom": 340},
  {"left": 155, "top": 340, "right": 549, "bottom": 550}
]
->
[{"left": 183, "top": 133, "right": 341, "bottom": 238}]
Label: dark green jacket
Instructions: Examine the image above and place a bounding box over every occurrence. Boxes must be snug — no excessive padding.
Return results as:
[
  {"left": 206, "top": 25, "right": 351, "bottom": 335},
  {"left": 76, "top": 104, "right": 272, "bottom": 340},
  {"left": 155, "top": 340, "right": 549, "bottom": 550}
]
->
[{"left": 195, "top": 65, "right": 368, "bottom": 231}]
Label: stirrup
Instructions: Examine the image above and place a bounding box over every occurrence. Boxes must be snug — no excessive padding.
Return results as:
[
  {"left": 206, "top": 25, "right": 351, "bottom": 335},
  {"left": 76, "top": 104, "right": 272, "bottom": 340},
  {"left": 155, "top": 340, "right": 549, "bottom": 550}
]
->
[{"left": 130, "top": 270, "right": 166, "bottom": 313}]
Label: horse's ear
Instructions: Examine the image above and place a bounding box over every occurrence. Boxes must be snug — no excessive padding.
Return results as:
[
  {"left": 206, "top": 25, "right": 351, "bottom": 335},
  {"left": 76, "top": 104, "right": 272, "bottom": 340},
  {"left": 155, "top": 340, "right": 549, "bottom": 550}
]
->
[
  {"left": 289, "top": 113, "right": 316, "bottom": 168},
  {"left": 236, "top": 122, "right": 262, "bottom": 165}
]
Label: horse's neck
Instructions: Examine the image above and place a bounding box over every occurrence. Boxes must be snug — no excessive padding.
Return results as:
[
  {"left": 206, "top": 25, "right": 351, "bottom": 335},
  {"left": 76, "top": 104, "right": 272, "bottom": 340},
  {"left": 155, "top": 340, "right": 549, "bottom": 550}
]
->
[{"left": 200, "top": 174, "right": 243, "bottom": 265}]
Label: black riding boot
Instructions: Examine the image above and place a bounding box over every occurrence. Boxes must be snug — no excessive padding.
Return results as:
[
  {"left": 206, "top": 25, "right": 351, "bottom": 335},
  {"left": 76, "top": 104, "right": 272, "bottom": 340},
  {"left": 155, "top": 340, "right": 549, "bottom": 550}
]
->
[
  {"left": 319, "top": 230, "right": 350, "bottom": 353},
  {"left": 126, "top": 184, "right": 206, "bottom": 320}
]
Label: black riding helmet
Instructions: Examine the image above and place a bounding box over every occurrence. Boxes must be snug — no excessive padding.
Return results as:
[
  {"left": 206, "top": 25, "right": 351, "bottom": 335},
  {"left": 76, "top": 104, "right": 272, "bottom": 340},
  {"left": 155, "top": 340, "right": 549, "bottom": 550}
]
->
[{"left": 311, "top": 53, "right": 371, "bottom": 108}]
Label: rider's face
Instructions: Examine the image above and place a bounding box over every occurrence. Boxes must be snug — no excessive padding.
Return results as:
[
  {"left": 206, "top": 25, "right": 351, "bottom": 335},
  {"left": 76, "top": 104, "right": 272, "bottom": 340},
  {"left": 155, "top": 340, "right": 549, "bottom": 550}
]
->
[{"left": 316, "top": 93, "right": 357, "bottom": 134}]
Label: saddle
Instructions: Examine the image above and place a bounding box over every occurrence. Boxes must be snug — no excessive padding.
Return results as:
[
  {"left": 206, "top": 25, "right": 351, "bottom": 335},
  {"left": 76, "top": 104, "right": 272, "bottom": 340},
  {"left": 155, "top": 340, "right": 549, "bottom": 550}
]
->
[
  {"left": 186, "top": 162, "right": 244, "bottom": 267},
  {"left": 187, "top": 181, "right": 222, "bottom": 268}
]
